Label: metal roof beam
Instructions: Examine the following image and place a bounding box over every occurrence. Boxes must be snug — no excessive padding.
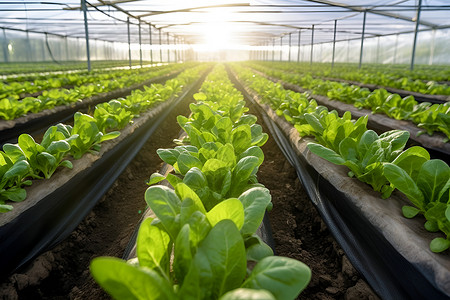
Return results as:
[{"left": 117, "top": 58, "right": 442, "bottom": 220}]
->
[
  {"left": 64, "top": 0, "right": 139, "bottom": 10},
  {"left": 137, "top": 3, "right": 250, "bottom": 18},
  {"left": 305, "top": 0, "right": 437, "bottom": 28}
]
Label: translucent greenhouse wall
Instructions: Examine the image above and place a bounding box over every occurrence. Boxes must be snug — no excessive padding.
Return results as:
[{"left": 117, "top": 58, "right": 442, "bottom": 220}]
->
[
  {"left": 0, "top": 29, "right": 190, "bottom": 64},
  {"left": 0, "top": 27, "right": 448, "bottom": 65},
  {"left": 259, "top": 28, "right": 450, "bottom": 65}
]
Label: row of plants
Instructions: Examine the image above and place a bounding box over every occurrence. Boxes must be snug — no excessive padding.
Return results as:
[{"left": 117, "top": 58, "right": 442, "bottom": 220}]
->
[
  {"left": 90, "top": 65, "right": 312, "bottom": 300},
  {"left": 248, "top": 62, "right": 450, "bottom": 141},
  {"left": 0, "top": 60, "right": 148, "bottom": 76},
  {"left": 0, "top": 64, "right": 175, "bottom": 100},
  {"left": 0, "top": 63, "right": 192, "bottom": 121},
  {"left": 0, "top": 64, "right": 207, "bottom": 213},
  {"left": 257, "top": 61, "right": 450, "bottom": 92},
  {"left": 232, "top": 64, "right": 450, "bottom": 253}
]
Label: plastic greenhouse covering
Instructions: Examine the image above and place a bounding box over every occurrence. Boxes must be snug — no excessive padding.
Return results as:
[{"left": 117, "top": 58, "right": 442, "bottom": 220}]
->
[{"left": 0, "top": 0, "right": 449, "bottom": 65}]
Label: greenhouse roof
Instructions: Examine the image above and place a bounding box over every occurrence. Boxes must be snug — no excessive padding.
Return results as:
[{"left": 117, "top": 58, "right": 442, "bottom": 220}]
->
[{"left": 1, "top": 0, "right": 449, "bottom": 47}]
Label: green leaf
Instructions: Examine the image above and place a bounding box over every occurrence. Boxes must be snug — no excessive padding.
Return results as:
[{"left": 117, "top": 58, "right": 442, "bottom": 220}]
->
[
  {"left": 175, "top": 183, "right": 206, "bottom": 215},
  {"left": 193, "top": 92, "right": 207, "bottom": 101},
  {"left": 430, "top": 238, "right": 450, "bottom": 253},
  {"left": 206, "top": 198, "right": 245, "bottom": 230},
  {"left": 238, "top": 187, "right": 272, "bottom": 237},
  {"left": 231, "top": 125, "right": 252, "bottom": 154},
  {"left": 47, "top": 140, "right": 70, "bottom": 154},
  {"left": 174, "top": 224, "right": 193, "bottom": 285},
  {"left": 0, "top": 204, "right": 13, "bottom": 213},
  {"left": 402, "top": 206, "right": 421, "bottom": 218},
  {"left": 425, "top": 220, "right": 440, "bottom": 232},
  {"left": 90, "top": 257, "right": 175, "bottom": 300},
  {"left": 245, "top": 235, "right": 274, "bottom": 262},
  {"left": 183, "top": 167, "right": 207, "bottom": 191},
  {"left": 238, "top": 146, "right": 264, "bottom": 166},
  {"left": 4, "top": 160, "right": 30, "bottom": 181},
  {"left": 2, "top": 187, "right": 26, "bottom": 202},
  {"left": 144, "top": 185, "right": 181, "bottom": 240},
  {"left": 136, "top": 218, "right": 171, "bottom": 274},
  {"left": 417, "top": 160, "right": 450, "bottom": 204},
  {"left": 157, "top": 148, "right": 180, "bottom": 165},
  {"left": 304, "top": 113, "right": 323, "bottom": 134},
  {"left": 383, "top": 163, "right": 424, "bottom": 210},
  {"left": 216, "top": 144, "right": 236, "bottom": 168},
  {"left": 100, "top": 131, "right": 120, "bottom": 142},
  {"left": 180, "top": 220, "right": 247, "bottom": 299},
  {"left": 307, "top": 143, "right": 345, "bottom": 165},
  {"left": 220, "top": 288, "right": 275, "bottom": 300},
  {"left": 242, "top": 256, "right": 311, "bottom": 300},
  {"left": 177, "top": 153, "right": 203, "bottom": 175},
  {"left": 147, "top": 172, "right": 166, "bottom": 186}
]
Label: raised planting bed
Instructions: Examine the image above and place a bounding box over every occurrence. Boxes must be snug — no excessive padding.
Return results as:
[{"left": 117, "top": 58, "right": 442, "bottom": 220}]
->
[
  {"left": 256, "top": 69, "right": 450, "bottom": 162},
  {"left": 0, "top": 69, "right": 184, "bottom": 146},
  {"left": 230, "top": 68, "right": 450, "bottom": 300},
  {"left": 0, "top": 66, "right": 379, "bottom": 300},
  {"left": 0, "top": 69, "right": 208, "bottom": 279},
  {"left": 319, "top": 76, "right": 450, "bottom": 104}
]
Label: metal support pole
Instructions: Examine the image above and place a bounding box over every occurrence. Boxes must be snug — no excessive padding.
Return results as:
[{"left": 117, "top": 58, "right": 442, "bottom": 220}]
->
[
  {"left": 138, "top": 19, "right": 143, "bottom": 67},
  {"left": 159, "top": 29, "right": 162, "bottom": 63},
  {"left": 297, "top": 30, "right": 301, "bottom": 63},
  {"left": 26, "top": 30, "right": 32, "bottom": 62},
  {"left": 174, "top": 37, "right": 178, "bottom": 62},
  {"left": 393, "top": 34, "right": 399, "bottom": 64},
  {"left": 65, "top": 36, "right": 69, "bottom": 61},
  {"left": 410, "top": 0, "right": 422, "bottom": 71},
  {"left": 376, "top": 36, "right": 380, "bottom": 64},
  {"left": 279, "top": 36, "right": 283, "bottom": 61},
  {"left": 148, "top": 24, "right": 153, "bottom": 65},
  {"left": 2, "top": 28, "right": 9, "bottom": 63},
  {"left": 127, "top": 17, "right": 132, "bottom": 69},
  {"left": 310, "top": 25, "right": 314, "bottom": 66},
  {"left": 332, "top": 20, "right": 337, "bottom": 69},
  {"left": 272, "top": 39, "right": 275, "bottom": 61},
  {"left": 288, "top": 33, "right": 292, "bottom": 62},
  {"left": 359, "top": 11, "right": 367, "bottom": 69},
  {"left": 81, "top": 0, "right": 91, "bottom": 71},
  {"left": 167, "top": 33, "right": 170, "bottom": 63}
]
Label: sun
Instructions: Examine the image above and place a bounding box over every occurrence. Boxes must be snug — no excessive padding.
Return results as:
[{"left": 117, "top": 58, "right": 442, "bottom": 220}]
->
[{"left": 201, "top": 21, "right": 231, "bottom": 51}]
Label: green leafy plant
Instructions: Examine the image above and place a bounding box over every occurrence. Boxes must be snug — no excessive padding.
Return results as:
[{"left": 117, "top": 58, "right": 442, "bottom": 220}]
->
[
  {"left": 90, "top": 65, "right": 311, "bottom": 299},
  {"left": 384, "top": 159, "right": 450, "bottom": 252}
]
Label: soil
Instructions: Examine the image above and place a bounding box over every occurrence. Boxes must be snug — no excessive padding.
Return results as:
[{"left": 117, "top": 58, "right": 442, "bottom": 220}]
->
[{"left": 0, "top": 75, "right": 380, "bottom": 300}]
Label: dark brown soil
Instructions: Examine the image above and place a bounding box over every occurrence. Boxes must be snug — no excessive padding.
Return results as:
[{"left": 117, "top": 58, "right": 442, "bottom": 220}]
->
[{"left": 0, "top": 76, "right": 379, "bottom": 300}]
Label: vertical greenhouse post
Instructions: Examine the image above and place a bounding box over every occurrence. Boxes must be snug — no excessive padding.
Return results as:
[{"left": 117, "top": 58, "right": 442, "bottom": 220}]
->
[
  {"left": 393, "top": 34, "right": 398, "bottom": 64},
  {"left": 81, "top": 0, "right": 91, "bottom": 71},
  {"left": 65, "top": 36, "right": 69, "bottom": 61},
  {"left": 26, "top": 30, "right": 32, "bottom": 62},
  {"left": 288, "top": 32, "right": 292, "bottom": 61},
  {"left": 332, "top": 20, "right": 337, "bottom": 69},
  {"left": 167, "top": 33, "right": 170, "bottom": 62},
  {"left": 138, "top": 18, "right": 143, "bottom": 68},
  {"left": 376, "top": 36, "right": 380, "bottom": 64},
  {"left": 297, "top": 30, "right": 301, "bottom": 63},
  {"left": 2, "top": 28, "right": 8, "bottom": 63},
  {"left": 279, "top": 35, "right": 283, "bottom": 61},
  {"left": 359, "top": 11, "right": 366, "bottom": 69},
  {"left": 159, "top": 29, "right": 162, "bottom": 63},
  {"left": 148, "top": 24, "right": 153, "bottom": 64},
  {"left": 272, "top": 38, "right": 275, "bottom": 61},
  {"left": 410, "top": 0, "right": 422, "bottom": 71},
  {"left": 127, "top": 17, "right": 132, "bottom": 69},
  {"left": 174, "top": 36, "right": 178, "bottom": 62},
  {"left": 138, "top": 19, "right": 143, "bottom": 67},
  {"left": 310, "top": 25, "right": 314, "bottom": 66}
]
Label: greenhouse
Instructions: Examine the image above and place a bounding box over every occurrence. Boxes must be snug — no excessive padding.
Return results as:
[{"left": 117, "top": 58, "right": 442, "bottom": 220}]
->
[{"left": 0, "top": 1, "right": 449, "bottom": 299}]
